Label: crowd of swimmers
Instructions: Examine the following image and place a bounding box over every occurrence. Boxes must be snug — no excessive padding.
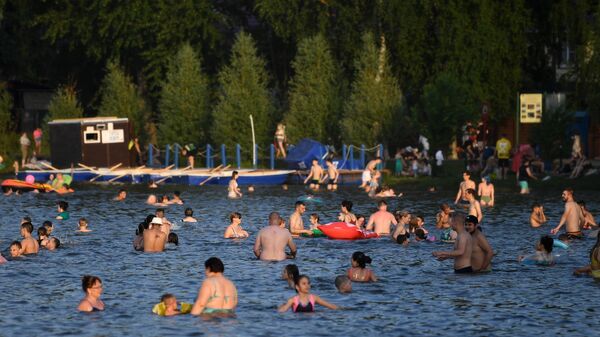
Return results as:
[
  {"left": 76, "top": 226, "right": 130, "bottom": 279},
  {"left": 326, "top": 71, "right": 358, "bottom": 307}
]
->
[{"left": 2, "top": 168, "right": 599, "bottom": 316}]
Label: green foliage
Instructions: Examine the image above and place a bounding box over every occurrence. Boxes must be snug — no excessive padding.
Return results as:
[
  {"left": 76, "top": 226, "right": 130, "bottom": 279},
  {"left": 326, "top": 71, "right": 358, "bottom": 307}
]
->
[
  {"left": 98, "top": 61, "right": 146, "bottom": 139},
  {"left": 284, "top": 34, "right": 339, "bottom": 144},
  {"left": 158, "top": 43, "right": 210, "bottom": 146},
  {"left": 530, "top": 107, "right": 574, "bottom": 159},
  {"left": 47, "top": 85, "right": 83, "bottom": 120},
  {"left": 414, "top": 72, "right": 478, "bottom": 151},
  {"left": 341, "top": 32, "right": 402, "bottom": 146},
  {"left": 0, "top": 82, "right": 14, "bottom": 156},
  {"left": 211, "top": 31, "right": 273, "bottom": 150}
]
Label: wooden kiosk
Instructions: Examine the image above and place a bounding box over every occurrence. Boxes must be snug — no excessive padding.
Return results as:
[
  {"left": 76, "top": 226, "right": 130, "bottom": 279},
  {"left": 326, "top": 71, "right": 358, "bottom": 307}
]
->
[{"left": 49, "top": 117, "right": 132, "bottom": 168}]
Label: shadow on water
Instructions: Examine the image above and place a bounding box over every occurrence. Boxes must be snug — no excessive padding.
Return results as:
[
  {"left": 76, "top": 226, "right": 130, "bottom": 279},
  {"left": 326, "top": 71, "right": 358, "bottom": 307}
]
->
[{"left": 0, "top": 185, "right": 599, "bottom": 336}]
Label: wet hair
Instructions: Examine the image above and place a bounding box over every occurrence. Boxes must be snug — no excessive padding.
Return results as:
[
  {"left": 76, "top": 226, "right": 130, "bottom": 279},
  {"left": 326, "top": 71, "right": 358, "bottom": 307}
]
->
[
  {"left": 37, "top": 226, "right": 48, "bottom": 239},
  {"left": 377, "top": 199, "right": 387, "bottom": 207},
  {"left": 205, "top": 257, "right": 224, "bottom": 273},
  {"left": 408, "top": 217, "right": 420, "bottom": 232},
  {"left": 168, "top": 233, "right": 179, "bottom": 246},
  {"left": 531, "top": 203, "right": 542, "bottom": 211},
  {"left": 79, "top": 217, "right": 88, "bottom": 225},
  {"left": 564, "top": 187, "right": 574, "bottom": 195},
  {"left": 284, "top": 264, "right": 299, "bottom": 281},
  {"left": 440, "top": 203, "right": 450, "bottom": 211},
  {"left": 326, "top": 159, "right": 333, "bottom": 164},
  {"left": 156, "top": 209, "right": 165, "bottom": 216},
  {"left": 145, "top": 214, "right": 155, "bottom": 225},
  {"left": 174, "top": 191, "right": 181, "bottom": 197},
  {"left": 50, "top": 237, "right": 61, "bottom": 248},
  {"left": 57, "top": 201, "right": 68, "bottom": 211},
  {"left": 341, "top": 200, "right": 353, "bottom": 212},
  {"left": 310, "top": 213, "right": 320, "bottom": 222},
  {"left": 22, "top": 216, "right": 32, "bottom": 223},
  {"left": 293, "top": 274, "right": 310, "bottom": 293},
  {"left": 396, "top": 234, "right": 409, "bottom": 244},
  {"left": 232, "top": 170, "right": 238, "bottom": 178},
  {"left": 229, "top": 212, "right": 242, "bottom": 222},
  {"left": 415, "top": 228, "right": 427, "bottom": 240},
  {"left": 10, "top": 241, "right": 22, "bottom": 249},
  {"left": 295, "top": 201, "right": 305, "bottom": 208},
  {"left": 335, "top": 275, "right": 351, "bottom": 290},
  {"left": 81, "top": 275, "right": 102, "bottom": 292},
  {"left": 136, "top": 223, "right": 146, "bottom": 236},
  {"left": 540, "top": 235, "right": 553, "bottom": 253},
  {"left": 590, "top": 230, "right": 600, "bottom": 261},
  {"left": 118, "top": 189, "right": 126, "bottom": 194},
  {"left": 21, "top": 222, "right": 34, "bottom": 233},
  {"left": 395, "top": 211, "right": 410, "bottom": 223},
  {"left": 161, "top": 293, "right": 175, "bottom": 303},
  {"left": 43, "top": 220, "right": 53, "bottom": 229},
  {"left": 577, "top": 201, "right": 586, "bottom": 208},
  {"left": 355, "top": 214, "right": 365, "bottom": 222},
  {"left": 463, "top": 171, "right": 471, "bottom": 177},
  {"left": 416, "top": 214, "right": 424, "bottom": 222},
  {"left": 352, "top": 251, "right": 372, "bottom": 268},
  {"left": 466, "top": 188, "right": 476, "bottom": 196}
]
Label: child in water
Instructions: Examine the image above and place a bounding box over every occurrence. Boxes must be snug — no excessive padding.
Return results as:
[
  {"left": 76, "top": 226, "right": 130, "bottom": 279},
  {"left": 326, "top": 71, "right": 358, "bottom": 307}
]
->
[
  {"left": 347, "top": 251, "right": 377, "bottom": 282},
  {"left": 278, "top": 275, "right": 338, "bottom": 312},
  {"left": 37, "top": 226, "right": 49, "bottom": 247},
  {"left": 152, "top": 293, "right": 192, "bottom": 316},
  {"left": 282, "top": 264, "right": 299, "bottom": 288},
  {"left": 308, "top": 213, "right": 321, "bottom": 231},
  {"left": 56, "top": 201, "right": 70, "bottom": 220},
  {"left": 335, "top": 275, "right": 352, "bottom": 293},
  {"left": 519, "top": 235, "right": 555, "bottom": 266},
  {"left": 10, "top": 241, "right": 22, "bottom": 258},
  {"left": 78, "top": 218, "right": 92, "bottom": 232},
  {"left": 529, "top": 203, "right": 547, "bottom": 228}
]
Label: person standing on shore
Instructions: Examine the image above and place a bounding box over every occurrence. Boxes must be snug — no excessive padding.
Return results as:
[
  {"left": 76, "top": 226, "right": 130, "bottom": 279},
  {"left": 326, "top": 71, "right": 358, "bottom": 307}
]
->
[
  {"left": 33, "top": 128, "right": 42, "bottom": 156},
  {"left": 20, "top": 132, "right": 31, "bottom": 167}
]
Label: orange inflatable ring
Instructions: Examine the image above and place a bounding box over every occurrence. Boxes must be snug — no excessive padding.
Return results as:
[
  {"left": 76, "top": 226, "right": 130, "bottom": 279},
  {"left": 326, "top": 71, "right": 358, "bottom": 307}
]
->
[{"left": 318, "top": 222, "right": 379, "bottom": 240}]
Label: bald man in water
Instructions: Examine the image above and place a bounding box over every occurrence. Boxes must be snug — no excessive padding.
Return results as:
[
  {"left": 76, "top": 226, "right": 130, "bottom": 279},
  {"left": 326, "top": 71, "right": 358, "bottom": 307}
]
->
[
  {"left": 366, "top": 200, "right": 398, "bottom": 236},
  {"left": 254, "top": 212, "right": 297, "bottom": 261}
]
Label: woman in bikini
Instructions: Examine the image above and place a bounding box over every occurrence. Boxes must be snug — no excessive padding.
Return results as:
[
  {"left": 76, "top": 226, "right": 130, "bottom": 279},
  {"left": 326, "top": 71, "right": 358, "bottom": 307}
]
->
[
  {"left": 278, "top": 275, "right": 338, "bottom": 312},
  {"left": 224, "top": 212, "right": 249, "bottom": 239},
  {"left": 191, "top": 257, "right": 238, "bottom": 315},
  {"left": 347, "top": 251, "right": 377, "bottom": 282},
  {"left": 77, "top": 275, "right": 105, "bottom": 312}
]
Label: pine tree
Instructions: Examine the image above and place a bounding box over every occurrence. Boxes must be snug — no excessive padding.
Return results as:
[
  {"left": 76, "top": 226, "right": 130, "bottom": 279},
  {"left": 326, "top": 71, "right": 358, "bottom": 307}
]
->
[
  {"left": 158, "top": 43, "right": 209, "bottom": 146},
  {"left": 211, "top": 31, "right": 273, "bottom": 150},
  {"left": 98, "top": 61, "right": 146, "bottom": 139},
  {"left": 341, "top": 32, "right": 402, "bottom": 146},
  {"left": 284, "top": 34, "right": 338, "bottom": 144}
]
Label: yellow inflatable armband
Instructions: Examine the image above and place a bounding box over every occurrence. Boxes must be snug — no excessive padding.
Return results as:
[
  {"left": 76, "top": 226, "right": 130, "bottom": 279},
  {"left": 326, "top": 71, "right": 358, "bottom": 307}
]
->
[{"left": 152, "top": 302, "right": 193, "bottom": 316}]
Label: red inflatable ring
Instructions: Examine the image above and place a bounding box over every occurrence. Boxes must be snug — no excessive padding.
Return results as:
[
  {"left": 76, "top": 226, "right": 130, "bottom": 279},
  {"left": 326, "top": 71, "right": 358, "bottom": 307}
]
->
[{"left": 318, "top": 222, "right": 379, "bottom": 240}]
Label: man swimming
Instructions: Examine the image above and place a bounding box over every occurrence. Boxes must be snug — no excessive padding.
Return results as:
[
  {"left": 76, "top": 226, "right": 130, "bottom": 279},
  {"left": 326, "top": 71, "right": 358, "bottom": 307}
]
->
[
  {"left": 365, "top": 200, "right": 398, "bottom": 236},
  {"left": 114, "top": 189, "right": 127, "bottom": 201},
  {"left": 143, "top": 217, "right": 167, "bottom": 252},
  {"left": 289, "top": 201, "right": 312, "bottom": 235},
  {"left": 465, "top": 188, "right": 483, "bottom": 224},
  {"left": 360, "top": 157, "right": 382, "bottom": 189},
  {"left": 303, "top": 159, "right": 324, "bottom": 190},
  {"left": 551, "top": 188, "right": 585, "bottom": 239},
  {"left": 254, "top": 212, "right": 297, "bottom": 261},
  {"left": 464, "top": 215, "right": 493, "bottom": 272},
  {"left": 323, "top": 159, "right": 339, "bottom": 191},
  {"left": 432, "top": 212, "right": 473, "bottom": 273},
  {"left": 191, "top": 257, "right": 238, "bottom": 316},
  {"left": 454, "top": 171, "right": 476, "bottom": 205}
]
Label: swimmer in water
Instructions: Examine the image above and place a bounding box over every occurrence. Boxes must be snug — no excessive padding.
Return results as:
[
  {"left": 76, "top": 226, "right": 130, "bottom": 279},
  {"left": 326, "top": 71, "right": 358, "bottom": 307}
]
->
[
  {"left": 355, "top": 214, "right": 366, "bottom": 231},
  {"left": 46, "top": 237, "right": 61, "bottom": 251},
  {"left": 248, "top": 185, "right": 255, "bottom": 193},
  {"left": 436, "top": 204, "right": 457, "bottom": 241},
  {"left": 335, "top": 275, "right": 352, "bottom": 293},
  {"left": 224, "top": 212, "right": 249, "bottom": 239},
  {"left": 20, "top": 222, "right": 39, "bottom": 254},
  {"left": 347, "top": 251, "right": 377, "bottom": 282},
  {"left": 228, "top": 171, "right": 243, "bottom": 199},
  {"left": 159, "top": 293, "right": 181, "bottom": 316},
  {"left": 78, "top": 217, "right": 92, "bottom": 232},
  {"left": 56, "top": 201, "right": 70, "bottom": 220},
  {"left": 191, "top": 257, "right": 238, "bottom": 315},
  {"left": 308, "top": 213, "right": 321, "bottom": 231},
  {"left": 323, "top": 159, "right": 339, "bottom": 191},
  {"left": 392, "top": 211, "right": 411, "bottom": 245},
  {"left": 454, "top": 171, "right": 476, "bottom": 205},
  {"left": 37, "top": 226, "right": 49, "bottom": 247},
  {"left": 114, "top": 189, "right": 127, "bottom": 201},
  {"left": 360, "top": 157, "right": 382, "bottom": 189},
  {"left": 365, "top": 200, "right": 397, "bottom": 236},
  {"left": 432, "top": 212, "right": 473, "bottom": 273},
  {"left": 578, "top": 201, "right": 598, "bottom": 229},
  {"left": 278, "top": 275, "right": 338, "bottom": 312},
  {"left": 282, "top": 264, "right": 299, "bottom": 288},
  {"left": 573, "top": 230, "right": 600, "bottom": 278},
  {"left": 182, "top": 208, "right": 197, "bottom": 223},
  {"left": 551, "top": 188, "right": 584, "bottom": 239},
  {"left": 464, "top": 215, "right": 493, "bottom": 272},
  {"left": 149, "top": 180, "right": 158, "bottom": 189},
  {"left": 77, "top": 275, "right": 105, "bottom": 312},
  {"left": 289, "top": 201, "right": 312, "bottom": 236},
  {"left": 465, "top": 188, "right": 483, "bottom": 224},
  {"left": 171, "top": 191, "right": 183, "bottom": 205},
  {"left": 10, "top": 241, "right": 23, "bottom": 258},
  {"left": 530, "top": 203, "right": 547, "bottom": 228},
  {"left": 43, "top": 221, "right": 54, "bottom": 236},
  {"left": 518, "top": 235, "right": 555, "bottom": 265},
  {"left": 338, "top": 200, "right": 357, "bottom": 224},
  {"left": 477, "top": 176, "right": 494, "bottom": 207},
  {"left": 303, "top": 159, "right": 324, "bottom": 191}
]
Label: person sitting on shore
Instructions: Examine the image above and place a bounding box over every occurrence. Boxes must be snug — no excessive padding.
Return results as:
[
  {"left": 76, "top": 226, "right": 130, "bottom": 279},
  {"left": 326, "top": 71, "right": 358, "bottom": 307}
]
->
[
  {"left": 308, "top": 213, "right": 321, "bottom": 231},
  {"left": 56, "top": 201, "right": 70, "bottom": 220},
  {"left": 191, "top": 257, "right": 238, "bottom": 315},
  {"left": 578, "top": 201, "right": 598, "bottom": 229},
  {"left": 392, "top": 211, "right": 411, "bottom": 245},
  {"left": 114, "top": 189, "right": 127, "bottom": 201},
  {"left": 530, "top": 203, "right": 547, "bottom": 228},
  {"left": 224, "top": 212, "right": 249, "bottom": 239},
  {"left": 46, "top": 237, "right": 61, "bottom": 251},
  {"left": 278, "top": 275, "right": 338, "bottom": 312},
  {"left": 254, "top": 212, "right": 297, "bottom": 262},
  {"left": 347, "top": 251, "right": 377, "bottom": 282},
  {"left": 77, "top": 275, "right": 105, "bottom": 312},
  {"left": 338, "top": 200, "right": 357, "bottom": 224},
  {"left": 143, "top": 217, "right": 167, "bottom": 253},
  {"left": 20, "top": 222, "right": 39, "bottom": 255},
  {"left": 334, "top": 275, "right": 352, "bottom": 293},
  {"left": 518, "top": 235, "right": 555, "bottom": 266},
  {"left": 38, "top": 226, "right": 49, "bottom": 247},
  {"left": 282, "top": 264, "right": 299, "bottom": 288},
  {"left": 182, "top": 208, "right": 197, "bottom": 223},
  {"left": 10, "top": 241, "right": 23, "bottom": 258},
  {"left": 78, "top": 217, "right": 92, "bottom": 232},
  {"left": 477, "top": 176, "right": 495, "bottom": 207},
  {"left": 573, "top": 231, "right": 600, "bottom": 279}
]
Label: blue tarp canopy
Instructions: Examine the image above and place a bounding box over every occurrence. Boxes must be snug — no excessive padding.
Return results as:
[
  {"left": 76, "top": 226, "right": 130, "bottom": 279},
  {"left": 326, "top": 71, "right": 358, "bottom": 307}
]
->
[{"left": 284, "top": 139, "right": 328, "bottom": 170}]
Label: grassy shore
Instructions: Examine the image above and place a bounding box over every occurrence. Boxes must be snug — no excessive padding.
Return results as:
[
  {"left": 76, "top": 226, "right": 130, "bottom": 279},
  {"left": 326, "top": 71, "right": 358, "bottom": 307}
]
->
[{"left": 382, "top": 160, "right": 600, "bottom": 192}]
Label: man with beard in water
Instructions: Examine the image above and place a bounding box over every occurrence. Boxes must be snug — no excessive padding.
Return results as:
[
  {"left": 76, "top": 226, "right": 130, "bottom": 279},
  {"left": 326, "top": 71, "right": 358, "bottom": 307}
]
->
[
  {"left": 464, "top": 215, "right": 493, "bottom": 272},
  {"left": 551, "top": 188, "right": 584, "bottom": 239}
]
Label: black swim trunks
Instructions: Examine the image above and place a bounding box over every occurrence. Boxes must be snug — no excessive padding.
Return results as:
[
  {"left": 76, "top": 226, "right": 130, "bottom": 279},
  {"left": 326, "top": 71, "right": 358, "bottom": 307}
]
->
[
  {"left": 328, "top": 179, "right": 335, "bottom": 185},
  {"left": 454, "top": 266, "right": 474, "bottom": 274},
  {"left": 311, "top": 179, "right": 319, "bottom": 185},
  {"left": 566, "top": 232, "right": 584, "bottom": 240}
]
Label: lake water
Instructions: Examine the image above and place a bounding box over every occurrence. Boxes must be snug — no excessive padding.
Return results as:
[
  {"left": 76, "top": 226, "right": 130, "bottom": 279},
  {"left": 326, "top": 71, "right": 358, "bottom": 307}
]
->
[{"left": 0, "top": 184, "right": 598, "bottom": 336}]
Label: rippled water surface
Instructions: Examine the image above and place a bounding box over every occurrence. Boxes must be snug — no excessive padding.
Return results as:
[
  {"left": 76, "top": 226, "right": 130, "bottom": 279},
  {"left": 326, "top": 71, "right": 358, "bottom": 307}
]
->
[{"left": 0, "top": 184, "right": 599, "bottom": 336}]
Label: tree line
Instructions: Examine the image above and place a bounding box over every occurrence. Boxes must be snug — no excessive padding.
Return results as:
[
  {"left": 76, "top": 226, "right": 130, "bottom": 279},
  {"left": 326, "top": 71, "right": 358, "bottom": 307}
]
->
[{"left": 0, "top": 0, "right": 599, "bottom": 155}]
